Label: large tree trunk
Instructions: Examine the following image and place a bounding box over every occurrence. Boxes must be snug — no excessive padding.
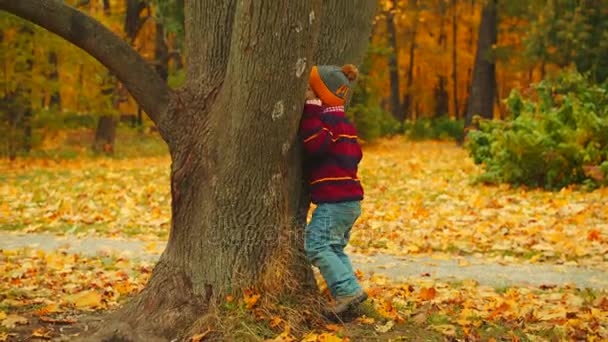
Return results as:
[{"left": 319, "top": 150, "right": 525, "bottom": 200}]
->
[
  {"left": 1, "top": 0, "right": 376, "bottom": 340},
  {"left": 465, "top": 0, "right": 497, "bottom": 128}
]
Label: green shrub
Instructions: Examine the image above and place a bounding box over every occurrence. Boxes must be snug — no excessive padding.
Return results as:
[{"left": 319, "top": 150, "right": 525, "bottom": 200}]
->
[
  {"left": 404, "top": 117, "right": 464, "bottom": 142},
  {"left": 348, "top": 103, "right": 400, "bottom": 142},
  {"left": 465, "top": 72, "right": 608, "bottom": 189}
]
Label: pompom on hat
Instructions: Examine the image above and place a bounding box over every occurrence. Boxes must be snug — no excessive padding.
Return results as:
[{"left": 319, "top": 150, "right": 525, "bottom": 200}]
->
[{"left": 309, "top": 64, "right": 359, "bottom": 106}]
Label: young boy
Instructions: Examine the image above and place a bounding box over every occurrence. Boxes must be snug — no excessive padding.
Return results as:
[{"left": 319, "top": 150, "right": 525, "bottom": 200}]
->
[{"left": 300, "top": 64, "right": 366, "bottom": 314}]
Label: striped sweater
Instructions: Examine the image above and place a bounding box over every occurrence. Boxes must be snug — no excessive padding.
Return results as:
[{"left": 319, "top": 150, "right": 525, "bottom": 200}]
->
[{"left": 300, "top": 99, "right": 364, "bottom": 204}]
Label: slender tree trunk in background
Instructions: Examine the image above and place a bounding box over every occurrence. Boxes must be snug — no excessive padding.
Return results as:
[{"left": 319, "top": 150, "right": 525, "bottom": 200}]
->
[
  {"left": 125, "top": 0, "right": 151, "bottom": 129},
  {"left": 403, "top": 0, "right": 418, "bottom": 121},
  {"left": 0, "top": 0, "right": 377, "bottom": 339},
  {"left": 465, "top": 0, "right": 497, "bottom": 128},
  {"left": 154, "top": 21, "right": 169, "bottom": 82},
  {"left": 21, "top": 26, "right": 34, "bottom": 154},
  {"left": 92, "top": 115, "right": 116, "bottom": 153},
  {"left": 434, "top": 0, "right": 449, "bottom": 118},
  {"left": 125, "top": 0, "right": 148, "bottom": 43},
  {"left": 451, "top": 0, "right": 459, "bottom": 119},
  {"left": 386, "top": 0, "right": 403, "bottom": 124},
  {"left": 47, "top": 52, "right": 62, "bottom": 109},
  {"left": 462, "top": 0, "right": 476, "bottom": 119},
  {"left": 94, "top": 0, "right": 118, "bottom": 153}
]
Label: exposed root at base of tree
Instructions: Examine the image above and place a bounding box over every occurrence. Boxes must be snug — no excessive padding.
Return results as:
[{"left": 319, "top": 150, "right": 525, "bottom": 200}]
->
[
  {"left": 80, "top": 257, "right": 329, "bottom": 341},
  {"left": 83, "top": 290, "right": 329, "bottom": 342},
  {"left": 82, "top": 260, "right": 208, "bottom": 342}
]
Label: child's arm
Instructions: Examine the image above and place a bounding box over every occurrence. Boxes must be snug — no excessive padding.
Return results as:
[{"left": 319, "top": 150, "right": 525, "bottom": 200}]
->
[{"left": 300, "top": 99, "right": 332, "bottom": 155}]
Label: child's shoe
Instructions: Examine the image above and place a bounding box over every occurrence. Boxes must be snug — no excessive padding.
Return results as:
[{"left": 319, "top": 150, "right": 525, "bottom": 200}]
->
[{"left": 334, "top": 290, "right": 368, "bottom": 314}]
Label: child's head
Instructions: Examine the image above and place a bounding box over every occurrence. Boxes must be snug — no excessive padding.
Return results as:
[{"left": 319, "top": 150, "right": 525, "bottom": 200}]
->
[{"left": 309, "top": 64, "right": 359, "bottom": 106}]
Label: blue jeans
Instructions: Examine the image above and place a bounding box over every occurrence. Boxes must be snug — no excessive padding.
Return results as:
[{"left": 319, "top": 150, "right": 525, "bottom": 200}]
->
[{"left": 305, "top": 201, "right": 362, "bottom": 298}]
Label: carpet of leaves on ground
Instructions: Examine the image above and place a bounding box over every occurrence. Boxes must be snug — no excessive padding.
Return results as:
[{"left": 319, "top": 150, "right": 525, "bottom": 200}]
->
[
  {"left": 2, "top": 138, "right": 607, "bottom": 268},
  {"left": 1, "top": 138, "right": 608, "bottom": 340},
  {"left": 0, "top": 248, "right": 606, "bottom": 340},
  {"left": 353, "top": 138, "right": 607, "bottom": 268},
  {"left": 0, "top": 248, "right": 151, "bottom": 341}
]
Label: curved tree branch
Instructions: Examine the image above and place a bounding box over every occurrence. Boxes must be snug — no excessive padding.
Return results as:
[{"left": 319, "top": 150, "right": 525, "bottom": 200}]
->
[{"left": 0, "top": 0, "right": 172, "bottom": 136}]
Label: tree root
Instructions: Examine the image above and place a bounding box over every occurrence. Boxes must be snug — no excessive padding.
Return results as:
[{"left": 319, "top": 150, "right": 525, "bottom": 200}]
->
[{"left": 82, "top": 260, "right": 207, "bottom": 342}]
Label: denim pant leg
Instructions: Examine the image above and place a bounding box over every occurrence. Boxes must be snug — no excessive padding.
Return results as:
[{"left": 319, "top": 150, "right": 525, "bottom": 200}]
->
[
  {"left": 331, "top": 202, "right": 361, "bottom": 294},
  {"left": 305, "top": 202, "right": 362, "bottom": 298}
]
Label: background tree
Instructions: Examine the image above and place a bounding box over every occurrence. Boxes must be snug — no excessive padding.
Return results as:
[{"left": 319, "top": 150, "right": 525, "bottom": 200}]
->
[
  {"left": 0, "top": 0, "right": 376, "bottom": 340},
  {"left": 386, "top": 0, "right": 403, "bottom": 124},
  {"left": 465, "top": 0, "right": 497, "bottom": 128}
]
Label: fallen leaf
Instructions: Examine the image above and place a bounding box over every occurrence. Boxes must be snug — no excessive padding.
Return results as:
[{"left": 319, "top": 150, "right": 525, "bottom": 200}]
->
[
  {"left": 39, "top": 316, "right": 77, "bottom": 324},
  {"left": 269, "top": 316, "right": 283, "bottom": 328},
  {"left": 356, "top": 316, "right": 375, "bottom": 324},
  {"left": 190, "top": 328, "right": 212, "bottom": 342},
  {"left": 243, "top": 290, "right": 261, "bottom": 310},
  {"left": 31, "top": 327, "right": 52, "bottom": 340},
  {"left": 325, "top": 324, "right": 342, "bottom": 332},
  {"left": 433, "top": 324, "right": 457, "bottom": 336},
  {"left": 374, "top": 320, "right": 394, "bottom": 333},
  {"left": 419, "top": 287, "right": 437, "bottom": 301},
  {"left": 587, "top": 230, "right": 601, "bottom": 241},
  {"left": 35, "top": 303, "right": 60, "bottom": 316},
  {"left": 0, "top": 311, "right": 6, "bottom": 321},
  {"left": 65, "top": 290, "right": 102, "bottom": 308},
  {"left": 1, "top": 314, "right": 28, "bottom": 329}
]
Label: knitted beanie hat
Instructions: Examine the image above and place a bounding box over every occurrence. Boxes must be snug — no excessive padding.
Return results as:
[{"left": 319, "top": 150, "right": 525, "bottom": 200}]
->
[{"left": 309, "top": 64, "right": 359, "bottom": 106}]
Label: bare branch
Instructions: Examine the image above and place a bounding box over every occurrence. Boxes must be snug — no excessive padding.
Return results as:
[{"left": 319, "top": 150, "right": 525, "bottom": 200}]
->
[{"left": 0, "top": 0, "right": 172, "bottom": 136}]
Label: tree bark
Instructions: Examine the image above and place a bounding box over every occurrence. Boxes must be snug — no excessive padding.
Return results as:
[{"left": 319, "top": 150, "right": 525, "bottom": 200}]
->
[
  {"left": 403, "top": 0, "right": 419, "bottom": 121},
  {"left": 386, "top": 0, "right": 403, "bottom": 123},
  {"left": 92, "top": 115, "right": 116, "bottom": 154},
  {"left": 154, "top": 21, "right": 169, "bottom": 82},
  {"left": 465, "top": 0, "right": 497, "bottom": 128},
  {"left": 1, "top": 0, "right": 376, "bottom": 340},
  {"left": 434, "top": 1, "right": 449, "bottom": 117},
  {"left": 451, "top": 0, "right": 459, "bottom": 119},
  {"left": 47, "top": 51, "right": 61, "bottom": 109}
]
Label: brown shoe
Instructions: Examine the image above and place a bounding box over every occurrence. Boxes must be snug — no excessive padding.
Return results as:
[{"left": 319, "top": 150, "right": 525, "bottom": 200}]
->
[{"left": 334, "top": 290, "right": 368, "bottom": 314}]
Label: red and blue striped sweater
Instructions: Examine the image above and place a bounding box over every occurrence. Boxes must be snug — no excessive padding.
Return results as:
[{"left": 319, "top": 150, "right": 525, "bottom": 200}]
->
[{"left": 300, "top": 100, "right": 364, "bottom": 204}]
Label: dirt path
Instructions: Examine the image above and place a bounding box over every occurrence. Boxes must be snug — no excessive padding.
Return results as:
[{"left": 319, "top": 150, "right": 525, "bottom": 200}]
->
[{"left": 1, "top": 232, "right": 606, "bottom": 289}]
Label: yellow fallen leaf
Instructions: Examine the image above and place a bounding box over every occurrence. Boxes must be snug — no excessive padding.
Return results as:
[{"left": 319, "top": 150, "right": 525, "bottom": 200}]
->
[
  {"left": 356, "top": 316, "right": 375, "bottom": 324},
  {"left": 1, "top": 314, "right": 28, "bottom": 329},
  {"left": 266, "top": 328, "right": 295, "bottom": 342},
  {"left": 433, "top": 324, "right": 457, "bottom": 336},
  {"left": 145, "top": 242, "right": 159, "bottom": 253},
  {"left": 374, "top": 320, "right": 394, "bottom": 333},
  {"left": 0, "top": 311, "right": 6, "bottom": 321},
  {"left": 317, "top": 333, "right": 342, "bottom": 342},
  {"left": 269, "top": 316, "right": 283, "bottom": 328},
  {"left": 31, "top": 328, "right": 52, "bottom": 339},
  {"left": 65, "top": 290, "right": 102, "bottom": 308},
  {"left": 301, "top": 333, "right": 319, "bottom": 342},
  {"left": 243, "top": 290, "right": 261, "bottom": 310}
]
